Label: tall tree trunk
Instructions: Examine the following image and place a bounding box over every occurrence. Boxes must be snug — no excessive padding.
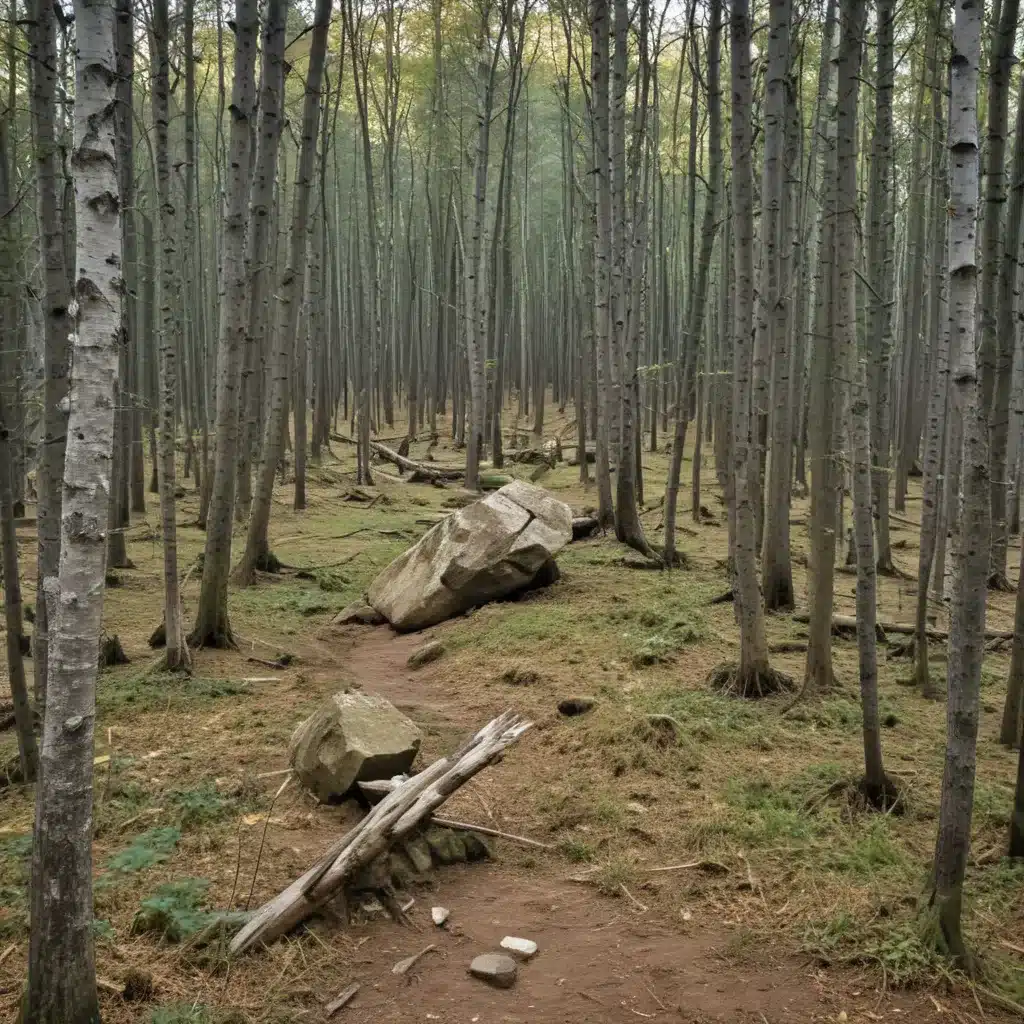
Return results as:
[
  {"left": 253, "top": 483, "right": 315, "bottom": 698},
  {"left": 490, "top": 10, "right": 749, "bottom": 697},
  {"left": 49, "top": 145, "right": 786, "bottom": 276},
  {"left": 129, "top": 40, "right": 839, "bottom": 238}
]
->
[
  {"left": 190, "top": 0, "right": 261, "bottom": 646},
  {"left": 759, "top": 0, "right": 794, "bottom": 610},
  {"left": 151, "top": 0, "right": 191, "bottom": 672},
  {"left": 803, "top": 13, "right": 840, "bottom": 697},
  {"left": 867, "top": 0, "right": 896, "bottom": 574},
  {"left": 590, "top": 0, "right": 615, "bottom": 525},
  {"left": 980, "top": 0, "right": 1020, "bottom": 590},
  {"left": 25, "top": 0, "right": 120, "bottom": 1014},
  {"left": 713, "top": 0, "right": 785, "bottom": 697},
  {"left": 929, "top": 0, "right": 988, "bottom": 971},
  {"left": 0, "top": 58, "right": 37, "bottom": 783},
  {"left": 28, "top": 0, "right": 70, "bottom": 705},
  {"left": 664, "top": 0, "right": 721, "bottom": 567},
  {"left": 237, "top": 0, "right": 332, "bottom": 583},
  {"left": 839, "top": 0, "right": 891, "bottom": 806}
]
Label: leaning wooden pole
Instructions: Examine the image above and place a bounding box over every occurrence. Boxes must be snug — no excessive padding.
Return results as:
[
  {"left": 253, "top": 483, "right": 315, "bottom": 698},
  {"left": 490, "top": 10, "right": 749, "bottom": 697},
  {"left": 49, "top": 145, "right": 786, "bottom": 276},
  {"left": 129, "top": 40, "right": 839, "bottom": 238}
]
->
[{"left": 231, "top": 712, "right": 532, "bottom": 954}]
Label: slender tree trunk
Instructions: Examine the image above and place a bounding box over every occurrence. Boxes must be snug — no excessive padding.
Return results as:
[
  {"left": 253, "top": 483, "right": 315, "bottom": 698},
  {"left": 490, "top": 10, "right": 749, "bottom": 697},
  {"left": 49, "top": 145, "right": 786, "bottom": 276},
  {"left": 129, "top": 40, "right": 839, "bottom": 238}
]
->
[
  {"left": 713, "top": 0, "right": 783, "bottom": 697},
  {"left": 25, "top": 0, "right": 120, "bottom": 1014},
  {"left": 237, "top": 0, "right": 332, "bottom": 583},
  {"left": 28, "top": 0, "right": 70, "bottom": 705},
  {"left": 929, "top": 0, "right": 987, "bottom": 971},
  {"left": 190, "top": 0, "right": 261, "bottom": 646},
  {"left": 664, "top": 0, "right": 721, "bottom": 566},
  {"left": 839, "top": 0, "right": 890, "bottom": 805},
  {"left": 980, "top": 0, "right": 1020, "bottom": 590},
  {"left": 0, "top": 417, "right": 37, "bottom": 784},
  {"left": 759, "top": 0, "right": 794, "bottom": 610},
  {"left": 151, "top": 0, "right": 191, "bottom": 672},
  {"left": 590, "top": 0, "right": 615, "bottom": 526},
  {"left": 867, "top": 0, "right": 896, "bottom": 574}
]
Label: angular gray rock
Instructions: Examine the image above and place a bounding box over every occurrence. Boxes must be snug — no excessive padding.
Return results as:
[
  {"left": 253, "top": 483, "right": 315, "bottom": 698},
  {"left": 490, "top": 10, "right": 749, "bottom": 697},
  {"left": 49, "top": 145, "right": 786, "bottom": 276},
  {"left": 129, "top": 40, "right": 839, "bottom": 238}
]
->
[
  {"left": 288, "top": 691, "right": 421, "bottom": 802},
  {"left": 469, "top": 953, "right": 518, "bottom": 989},
  {"left": 366, "top": 481, "right": 573, "bottom": 631}
]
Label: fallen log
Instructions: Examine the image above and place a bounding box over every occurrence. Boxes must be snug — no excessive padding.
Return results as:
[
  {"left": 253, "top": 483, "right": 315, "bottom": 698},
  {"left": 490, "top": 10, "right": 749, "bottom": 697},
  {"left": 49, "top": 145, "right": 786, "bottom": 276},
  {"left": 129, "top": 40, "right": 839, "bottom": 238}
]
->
[
  {"left": 329, "top": 433, "right": 464, "bottom": 483},
  {"left": 792, "top": 612, "right": 1013, "bottom": 642},
  {"left": 229, "top": 711, "right": 532, "bottom": 954}
]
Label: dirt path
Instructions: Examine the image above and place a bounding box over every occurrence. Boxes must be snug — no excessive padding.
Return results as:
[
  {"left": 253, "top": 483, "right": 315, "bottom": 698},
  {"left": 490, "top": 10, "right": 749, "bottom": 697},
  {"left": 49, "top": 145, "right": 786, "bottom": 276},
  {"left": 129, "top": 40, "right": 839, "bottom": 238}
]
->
[{"left": 307, "top": 625, "right": 1003, "bottom": 1024}]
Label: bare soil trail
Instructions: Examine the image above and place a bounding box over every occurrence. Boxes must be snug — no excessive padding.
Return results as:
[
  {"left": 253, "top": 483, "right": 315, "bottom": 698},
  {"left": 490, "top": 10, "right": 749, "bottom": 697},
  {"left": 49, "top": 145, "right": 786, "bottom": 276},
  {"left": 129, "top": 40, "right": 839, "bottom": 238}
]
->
[{"left": 298, "top": 623, "right": 1009, "bottom": 1024}]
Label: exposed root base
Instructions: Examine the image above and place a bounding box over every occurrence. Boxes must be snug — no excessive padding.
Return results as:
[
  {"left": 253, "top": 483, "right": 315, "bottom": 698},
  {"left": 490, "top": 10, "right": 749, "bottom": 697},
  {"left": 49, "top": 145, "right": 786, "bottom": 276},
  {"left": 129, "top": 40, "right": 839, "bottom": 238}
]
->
[
  {"left": 856, "top": 774, "right": 905, "bottom": 815},
  {"left": 256, "top": 551, "right": 283, "bottom": 574},
  {"left": 918, "top": 898, "right": 977, "bottom": 978},
  {"left": 988, "top": 571, "right": 1017, "bottom": 593},
  {"left": 187, "top": 628, "right": 237, "bottom": 651},
  {"left": 707, "top": 661, "right": 795, "bottom": 699}
]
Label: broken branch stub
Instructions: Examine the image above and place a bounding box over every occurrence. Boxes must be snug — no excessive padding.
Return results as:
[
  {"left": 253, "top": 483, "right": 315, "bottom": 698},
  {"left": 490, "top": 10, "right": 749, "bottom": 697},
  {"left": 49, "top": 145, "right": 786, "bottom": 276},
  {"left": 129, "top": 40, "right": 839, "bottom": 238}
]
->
[{"left": 229, "top": 711, "right": 532, "bottom": 954}]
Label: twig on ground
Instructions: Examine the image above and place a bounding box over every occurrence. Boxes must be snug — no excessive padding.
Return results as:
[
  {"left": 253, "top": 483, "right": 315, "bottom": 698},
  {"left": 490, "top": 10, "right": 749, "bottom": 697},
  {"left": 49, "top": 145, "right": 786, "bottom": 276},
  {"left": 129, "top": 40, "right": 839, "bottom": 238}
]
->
[
  {"left": 430, "top": 816, "right": 553, "bottom": 850},
  {"left": 647, "top": 860, "right": 729, "bottom": 875},
  {"left": 620, "top": 884, "right": 648, "bottom": 912},
  {"left": 245, "top": 774, "right": 294, "bottom": 911}
]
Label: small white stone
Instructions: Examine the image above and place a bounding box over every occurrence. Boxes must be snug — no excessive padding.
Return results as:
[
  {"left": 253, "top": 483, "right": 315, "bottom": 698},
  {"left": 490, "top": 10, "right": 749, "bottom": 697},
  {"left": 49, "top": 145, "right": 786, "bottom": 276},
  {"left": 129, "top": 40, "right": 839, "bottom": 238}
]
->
[
  {"left": 500, "top": 936, "right": 538, "bottom": 960},
  {"left": 431, "top": 906, "right": 450, "bottom": 927}
]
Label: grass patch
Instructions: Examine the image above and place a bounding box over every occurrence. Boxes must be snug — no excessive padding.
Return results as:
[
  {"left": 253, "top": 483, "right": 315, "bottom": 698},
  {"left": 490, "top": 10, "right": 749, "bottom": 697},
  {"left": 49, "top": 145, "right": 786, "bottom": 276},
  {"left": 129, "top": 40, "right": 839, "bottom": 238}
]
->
[
  {"left": 98, "top": 671, "right": 252, "bottom": 716},
  {"left": 100, "top": 826, "right": 181, "bottom": 881},
  {"left": 150, "top": 1005, "right": 217, "bottom": 1024},
  {"left": 822, "top": 818, "right": 913, "bottom": 878},
  {"left": 132, "top": 877, "right": 248, "bottom": 943}
]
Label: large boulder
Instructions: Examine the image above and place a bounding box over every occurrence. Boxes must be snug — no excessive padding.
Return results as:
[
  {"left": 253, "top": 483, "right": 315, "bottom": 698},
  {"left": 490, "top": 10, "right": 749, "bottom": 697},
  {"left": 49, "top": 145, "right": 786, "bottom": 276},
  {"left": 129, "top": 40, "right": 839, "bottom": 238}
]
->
[
  {"left": 366, "top": 480, "right": 572, "bottom": 631},
  {"left": 289, "top": 691, "right": 421, "bottom": 802}
]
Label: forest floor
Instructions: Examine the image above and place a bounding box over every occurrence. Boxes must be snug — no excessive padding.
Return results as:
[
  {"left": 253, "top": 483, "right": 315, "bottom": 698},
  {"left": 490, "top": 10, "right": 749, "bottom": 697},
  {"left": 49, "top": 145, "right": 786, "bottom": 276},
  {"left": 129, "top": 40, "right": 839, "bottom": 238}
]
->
[{"left": 1, "top": 410, "right": 1024, "bottom": 1023}]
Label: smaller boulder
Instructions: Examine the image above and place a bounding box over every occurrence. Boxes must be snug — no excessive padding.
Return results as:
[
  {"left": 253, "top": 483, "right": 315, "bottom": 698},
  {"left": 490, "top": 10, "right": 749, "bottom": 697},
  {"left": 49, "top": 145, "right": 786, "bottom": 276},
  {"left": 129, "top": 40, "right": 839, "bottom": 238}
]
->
[
  {"left": 408, "top": 640, "right": 445, "bottom": 669},
  {"left": 571, "top": 516, "right": 600, "bottom": 541},
  {"left": 469, "top": 953, "right": 517, "bottom": 989},
  {"left": 289, "top": 691, "right": 421, "bottom": 803},
  {"left": 334, "top": 600, "right": 387, "bottom": 626},
  {"left": 431, "top": 906, "right": 450, "bottom": 927}
]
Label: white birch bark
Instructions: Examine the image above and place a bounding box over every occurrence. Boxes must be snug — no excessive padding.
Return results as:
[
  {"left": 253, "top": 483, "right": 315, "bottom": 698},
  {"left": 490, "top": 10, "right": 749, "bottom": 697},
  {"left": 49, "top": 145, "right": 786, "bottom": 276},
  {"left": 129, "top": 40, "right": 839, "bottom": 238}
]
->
[
  {"left": 930, "top": 0, "right": 988, "bottom": 969},
  {"left": 25, "top": 0, "right": 120, "bottom": 1014}
]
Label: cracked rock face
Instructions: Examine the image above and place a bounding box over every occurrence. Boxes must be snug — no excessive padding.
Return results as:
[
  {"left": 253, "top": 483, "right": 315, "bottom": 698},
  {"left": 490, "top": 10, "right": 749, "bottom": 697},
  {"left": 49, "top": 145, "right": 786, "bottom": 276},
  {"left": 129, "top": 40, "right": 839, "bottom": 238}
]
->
[
  {"left": 366, "top": 481, "right": 573, "bottom": 631},
  {"left": 289, "top": 691, "right": 422, "bottom": 802}
]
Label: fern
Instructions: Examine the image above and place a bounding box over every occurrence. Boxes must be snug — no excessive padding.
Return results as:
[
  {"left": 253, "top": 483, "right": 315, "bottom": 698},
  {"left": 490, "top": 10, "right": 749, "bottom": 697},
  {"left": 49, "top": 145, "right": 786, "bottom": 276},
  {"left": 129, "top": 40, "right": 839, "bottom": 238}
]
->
[
  {"left": 133, "top": 878, "right": 248, "bottom": 943},
  {"left": 101, "top": 826, "right": 181, "bottom": 882}
]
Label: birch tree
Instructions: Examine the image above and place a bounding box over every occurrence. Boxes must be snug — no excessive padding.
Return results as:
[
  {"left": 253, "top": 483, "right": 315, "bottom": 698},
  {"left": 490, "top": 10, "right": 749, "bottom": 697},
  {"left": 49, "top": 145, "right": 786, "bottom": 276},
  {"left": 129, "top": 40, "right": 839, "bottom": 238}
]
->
[
  {"left": 28, "top": 0, "right": 70, "bottom": 703},
  {"left": 927, "top": 0, "right": 989, "bottom": 969},
  {"left": 24, "top": 0, "right": 120, "bottom": 1014},
  {"left": 191, "top": 0, "right": 261, "bottom": 648},
  {"left": 237, "top": 0, "right": 333, "bottom": 583},
  {"left": 151, "top": 0, "right": 191, "bottom": 672},
  {"left": 709, "top": 0, "right": 789, "bottom": 699}
]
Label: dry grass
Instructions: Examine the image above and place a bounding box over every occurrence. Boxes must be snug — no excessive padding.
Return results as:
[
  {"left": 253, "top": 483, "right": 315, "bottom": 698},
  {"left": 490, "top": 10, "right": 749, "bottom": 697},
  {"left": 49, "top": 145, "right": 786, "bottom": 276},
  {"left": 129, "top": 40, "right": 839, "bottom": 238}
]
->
[{"left": 1, "top": 408, "right": 1023, "bottom": 1019}]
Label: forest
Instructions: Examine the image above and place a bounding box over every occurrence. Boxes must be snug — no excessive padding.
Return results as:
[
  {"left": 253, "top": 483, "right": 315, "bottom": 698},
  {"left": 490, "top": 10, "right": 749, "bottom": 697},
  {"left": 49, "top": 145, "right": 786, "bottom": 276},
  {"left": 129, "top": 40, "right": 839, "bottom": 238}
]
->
[{"left": 4, "top": 0, "right": 1024, "bottom": 1019}]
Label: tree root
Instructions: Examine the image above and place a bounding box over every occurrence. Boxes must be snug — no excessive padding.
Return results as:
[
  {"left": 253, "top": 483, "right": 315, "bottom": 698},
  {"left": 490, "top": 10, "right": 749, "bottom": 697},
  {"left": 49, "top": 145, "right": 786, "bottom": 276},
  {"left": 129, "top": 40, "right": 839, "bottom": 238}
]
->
[
  {"left": 856, "top": 774, "right": 905, "bottom": 815},
  {"left": 919, "top": 892, "right": 976, "bottom": 978},
  {"left": 707, "top": 661, "right": 795, "bottom": 699},
  {"left": 256, "top": 551, "right": 283, "bottom": 574},
  {"left": 987, "top": 571, "right": 1017, "bottom": 593},
  {"left": 188, "top": 627, "right": 237, "bottom": 651}
]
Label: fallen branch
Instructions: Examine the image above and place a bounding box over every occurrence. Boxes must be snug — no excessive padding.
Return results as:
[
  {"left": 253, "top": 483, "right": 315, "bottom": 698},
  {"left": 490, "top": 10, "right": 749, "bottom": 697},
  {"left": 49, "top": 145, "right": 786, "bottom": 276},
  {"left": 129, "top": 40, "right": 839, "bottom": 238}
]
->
[
  {"left": 646, "top": 859, "right": 729, "bottom": 875},
  {"left": 792, "top": 612, "right": 1012, "bottom": 642},
  {"left": 430, "top": 817, "right": 553, "bottom": 851},
  {"left": 331, "top": 433, "right": 464, "bottom": 483},
  {"left": 230, "top": 711, "right": 532, "bottom": 954}
]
